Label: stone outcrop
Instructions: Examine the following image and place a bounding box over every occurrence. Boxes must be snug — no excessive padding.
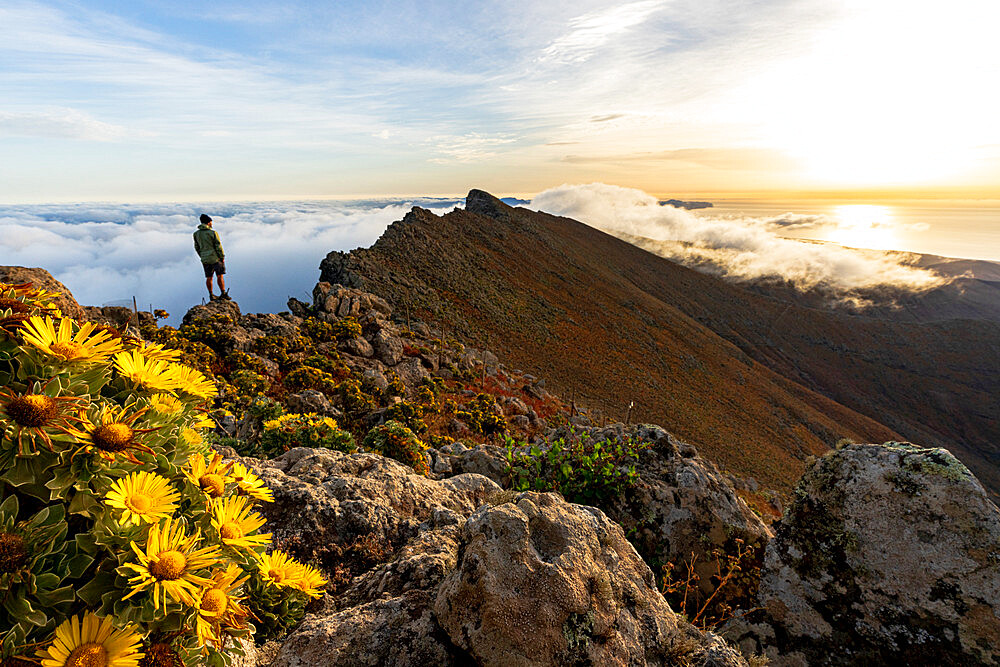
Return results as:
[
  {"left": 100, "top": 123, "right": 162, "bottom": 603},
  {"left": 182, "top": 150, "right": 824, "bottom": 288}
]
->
[
  {"left": 434, "top": 491, "right": 742, "bottom": 666},
  {"left": 230, "top": 447, "right": 744, "bottom": 667},
  {"left": 728, "top": 442, "right": 1000, "bottom": 666},
  {"left": 0, "top": 266, "right": 86, "bottom": 320}
]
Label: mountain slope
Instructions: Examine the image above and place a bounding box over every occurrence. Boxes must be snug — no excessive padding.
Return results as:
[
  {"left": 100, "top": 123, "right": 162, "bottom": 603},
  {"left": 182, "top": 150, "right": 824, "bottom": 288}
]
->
[{"left": 319, "top": 191, "right": 902, "bottom": 490}]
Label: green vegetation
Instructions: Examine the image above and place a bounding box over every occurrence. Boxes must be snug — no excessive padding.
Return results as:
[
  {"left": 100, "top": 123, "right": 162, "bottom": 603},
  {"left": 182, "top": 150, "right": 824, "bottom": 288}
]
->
[
  {"left": 362, "top": 420, "right": 428, "bottom": 475},
  {"left": 506, "top": 431, "right": 647, "bottom": 510},
  {"left": 260, "top": 413, "right": 356, "bottom": 458}
]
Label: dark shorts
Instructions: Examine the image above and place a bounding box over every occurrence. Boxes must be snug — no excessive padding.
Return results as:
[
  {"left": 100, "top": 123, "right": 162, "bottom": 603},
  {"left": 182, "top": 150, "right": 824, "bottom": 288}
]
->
[{"left": 203, "top": 260, "right": 226, "bottom": 278}]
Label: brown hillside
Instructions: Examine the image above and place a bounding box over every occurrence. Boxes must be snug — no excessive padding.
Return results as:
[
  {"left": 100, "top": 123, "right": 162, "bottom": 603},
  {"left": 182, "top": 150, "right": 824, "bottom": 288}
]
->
[{"left": 319, "top": 190, "right": 903, "bottom": 491}]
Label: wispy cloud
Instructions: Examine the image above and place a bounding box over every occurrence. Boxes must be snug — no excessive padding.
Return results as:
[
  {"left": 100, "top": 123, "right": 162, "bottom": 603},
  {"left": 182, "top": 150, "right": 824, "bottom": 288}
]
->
[
  {"left": 531, "top": 183, "right": 945, "bottom": 293},
  {"left": 539, "top": 1, "right": 668, "bottom": 64},
  {"left": 427, "top": 133, "right": 519, "bottom": 164},
  {"left": 0, "top": 109, "right": 140, "bottom": 141}
]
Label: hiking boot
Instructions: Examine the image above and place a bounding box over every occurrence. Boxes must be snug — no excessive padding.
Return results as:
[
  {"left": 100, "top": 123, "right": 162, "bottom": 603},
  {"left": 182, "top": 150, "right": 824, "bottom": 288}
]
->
[
  {"left": 209, "top": 294, "right": 218, "bottom": 301},
  {"left": 219, "top": 290, "right": 232, "bottom": 301}
]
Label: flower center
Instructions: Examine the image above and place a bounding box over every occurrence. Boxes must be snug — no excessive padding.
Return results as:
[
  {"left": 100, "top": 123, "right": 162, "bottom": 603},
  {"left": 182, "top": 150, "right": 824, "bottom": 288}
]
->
[
  {"left": 201, "top": 588, "right": 228, "bottom": 613},
  {"left": 91, "top": 423, "right": 133, "bottom": 451},
  {"left": 219, "top": 522, "right": 243, "bottom": 540},
  {"left": 127, "top": 492, "right": 152, "bottom": 514},
  {"left": 199, "top": 474, "right": 226, "bottom": 497},
  {"left": 268, "top": 568, "right": 285, "bottom": 583},
  {"left": 0, "top": 532, "right": 29, "bottom": 573},
  {"left": 150, "top": 550, "right": 187, "bottom": 580},
  {"left": 5, "top": 394, "right": 58, "bottom": 427},
  {"left": 139, "top": 642, "right": 182, "bottom": 667},
  {"left": 65, "top": 642, "right": 107, "bottom": 667},
  {"left": 0, "top": 298, "right": 29, "bottom": 314},
  {"left": 49, "top": 341, "right": 89, "bottom": 361}
]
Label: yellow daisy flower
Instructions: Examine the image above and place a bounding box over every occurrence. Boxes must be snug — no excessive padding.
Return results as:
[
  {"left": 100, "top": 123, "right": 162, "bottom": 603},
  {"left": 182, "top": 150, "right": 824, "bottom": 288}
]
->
[
  {"left": 211, "top": 495, "right": 271, "bottom": 551},
  {"left": 148, "top": 393, "right": 183, "bottom": 416},
  {"left": 140, "top": 341, "right": 182, "bottom": 362},
  {"left": 20, "top": 315, "right": 124, "bottom": 366},
  {"left": 105, "top": 471, "right": 180, "bottom": 526},
  {"left": 289, "top": 560, "right": 327, "bottom": 599},
  {"left": 71, "top": 404, "right": 156, "bottom": 465},
  {"left": 165, "top": 363, "right": 218, "bottom": 401},
  {"left": 230, "top": 461, "right": 274, "bottom": 503},
  {"left": 191, "top": 414, "right": 216, "bottom": 430},
  {"left": 195, "top": 564, "right": 251, "bottom": 648},
  {"left": 180, "top": 427, "right": 203, "bottom": 447},
  {"left": 184, "top": 452, "right": 234, "bottom": 499},
  {"left": 122, "top": 517, "right": 220, "bottom": 611},
  {"left": 38, "top": 611, "right": 143, "bottom": 667},
  {"left": 0, "top": 387, "right": 85, "bottom": 456},
  {"left": 256, "top": 550, "right": 326, "bottom": 599},
  {"left": 113, "top": 350, "right": 180, "bottom": 395}
]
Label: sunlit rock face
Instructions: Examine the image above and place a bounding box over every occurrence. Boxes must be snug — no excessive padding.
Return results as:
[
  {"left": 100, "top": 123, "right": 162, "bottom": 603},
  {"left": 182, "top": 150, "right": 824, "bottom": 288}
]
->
[{"left": 732, "top": 442, "right": 1000, "bottom": 666}]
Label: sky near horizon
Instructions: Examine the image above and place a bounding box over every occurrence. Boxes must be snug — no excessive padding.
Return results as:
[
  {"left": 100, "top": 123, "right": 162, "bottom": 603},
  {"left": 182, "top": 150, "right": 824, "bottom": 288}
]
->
[{"left": 2, "top": 0, "right": 1000, "bottom": 203}]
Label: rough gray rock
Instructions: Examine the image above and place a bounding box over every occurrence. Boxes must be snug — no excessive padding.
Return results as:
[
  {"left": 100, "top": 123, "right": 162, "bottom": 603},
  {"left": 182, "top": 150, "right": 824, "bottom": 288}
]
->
[
  {"left": 340, "top": 335, "right": 374, "bottom": 358},
  {"left": 434, "top": 491, "right": 745, "bottom": 666},
  {"left": 732, "top": 442, "right": 1000, "bottom": 666},
  {"left": 371, "top": 328, "right": 404, "bottom": 366},
  {"left": 313, "top": 282, "right": 392, "bottom": 319},
  {"left": 0, "top": 265, "right": 87, "bottom": 320},
  {"left": 245, "top": 448, "right": 744, "bottom": 667},
  {"left": 286, "top": 390, "right": 343, "bottom": 418},
  {"left": 447, "top": 444, "right": 508, "bottom": 486}
]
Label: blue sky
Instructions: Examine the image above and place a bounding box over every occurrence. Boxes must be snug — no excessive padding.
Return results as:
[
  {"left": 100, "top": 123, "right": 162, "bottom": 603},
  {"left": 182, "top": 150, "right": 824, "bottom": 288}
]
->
[{"left": 3, "top": 0, "right": 1000, "bottom": 201}]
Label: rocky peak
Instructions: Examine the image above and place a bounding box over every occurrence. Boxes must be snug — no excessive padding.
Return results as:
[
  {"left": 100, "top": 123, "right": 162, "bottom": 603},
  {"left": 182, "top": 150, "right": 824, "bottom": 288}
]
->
[{"left": 465, "top": 189, "right": 514, "bottom": 223}]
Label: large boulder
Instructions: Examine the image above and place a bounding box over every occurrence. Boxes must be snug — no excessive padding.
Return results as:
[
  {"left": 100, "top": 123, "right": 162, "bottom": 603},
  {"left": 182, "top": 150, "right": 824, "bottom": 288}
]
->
[
  {"left": 434, "top": 491, "right": 745, "bottom": 666},
  {"left": 312, "top": 282, "right": 392, "bottom": 320},
  {"left": 240, "top": 448, "right": 745, "bottom": 666},
  {"left": 734, "top": 442, "right": 1000, "bottom": 666},
  {"left": 0, "top": 266, "right": 86, "bottom": 320}
]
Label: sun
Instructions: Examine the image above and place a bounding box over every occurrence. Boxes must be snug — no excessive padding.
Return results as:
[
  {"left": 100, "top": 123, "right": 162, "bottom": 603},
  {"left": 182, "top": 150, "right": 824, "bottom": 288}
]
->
[{"left": 826, "top": 205, "right": 898, "bottom": 251}]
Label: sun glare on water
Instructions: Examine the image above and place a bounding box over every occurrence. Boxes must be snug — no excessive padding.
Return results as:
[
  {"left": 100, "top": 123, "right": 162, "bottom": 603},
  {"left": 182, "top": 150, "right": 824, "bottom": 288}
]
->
[{"left": 826, "top": 205, "right": 898, "bottom": 251}]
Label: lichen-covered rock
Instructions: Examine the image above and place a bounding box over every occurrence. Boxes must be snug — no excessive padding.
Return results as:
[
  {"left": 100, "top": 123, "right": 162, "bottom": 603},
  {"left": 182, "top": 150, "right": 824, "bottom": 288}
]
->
[
  {"left": 434, "top": 491, "right": 745, "bottom": 667},
  {"left": 747, "top": 442, "right": 1000, "bottom": 666},
  {"left": 371, "top": 328, "right": 404, "bottom": 366},
  {"left": 0, "top": 265, "right": 86, "bottom": 320},
  {"left": 312, "top": 282, "right": 392, "bottom": 319},
  {"left": 286, "top": 390, "right": 342, "bottom": 418}
]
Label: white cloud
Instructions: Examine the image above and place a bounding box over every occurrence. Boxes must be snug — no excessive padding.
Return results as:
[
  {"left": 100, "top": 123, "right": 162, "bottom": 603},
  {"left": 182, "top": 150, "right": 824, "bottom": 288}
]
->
[
  {"left": 0, "top": 109, "right": 138, "bottom": 141},
  {"left": 539, "top": 1, "right": 668, "bottom": 64},
  {"left": 530, "top": 183, "right": 945, "bottom": 293},
  {"left": 0, "top": 199, "right": 462, "bottom": 325},
  {"left": 427, "top": 133, "right": 519, "bottom": 164}
]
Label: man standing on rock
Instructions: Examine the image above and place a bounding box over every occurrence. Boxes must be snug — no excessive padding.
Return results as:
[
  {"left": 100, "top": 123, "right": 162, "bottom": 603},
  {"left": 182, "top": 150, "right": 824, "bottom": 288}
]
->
[{"left": 193, "top": 214, "right": 230, "bottom": 301}]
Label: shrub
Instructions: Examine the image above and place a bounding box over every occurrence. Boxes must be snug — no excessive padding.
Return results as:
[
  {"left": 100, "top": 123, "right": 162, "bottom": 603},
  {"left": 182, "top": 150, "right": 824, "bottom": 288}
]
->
[
  {"left": 334, "top": 380, "right": 378, "bottom": 423},
  {"left": 229, "top": 369, "right": 270, "bottom": 397},
  {"left": 260, "top": 413, "right": 356, "bottom": 458},
  {"left": 456, "top": 394, "right": 505, "bottom": 436},
  {"left": 179, "top": 313, "right": 237, "bottom": 352},
  {"left": 384, "top": 400, "right": 427, "bottom": 434},
  {"left": 0, "top": 281, "right": 323, "bottom": 666},
  {"left": 299, "top": 317, "right": 335, "bottom": 343},
  {"left": 362, "top": 421, "right": 428, "bottom": 475},
  {"left": 506, "top": 432, "right": 647, "bottom": 510},
  {"left": 385, "top": 373, "right": 406, "bottom": 397},
  {"left": 284, "top": 366, "right": 337, "bottom": 394},
  {"left": 247, "top": 395, "right": 284, "bottom": 422},
  {"left": 660, "top": 539, "right": 762, "bottom": 629},
  {"left": 331, "top": 317, "right": 362, "bottom": 341}
]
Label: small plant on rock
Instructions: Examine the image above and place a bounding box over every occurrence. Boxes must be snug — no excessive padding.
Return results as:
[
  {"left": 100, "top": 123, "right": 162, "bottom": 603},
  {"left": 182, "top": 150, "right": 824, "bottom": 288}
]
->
[
  {"left": 260, "top": 413, "right": 356, "bottom": 458},
  {"left": 362, "top": 420, "right": 428, "bottom": 475}
]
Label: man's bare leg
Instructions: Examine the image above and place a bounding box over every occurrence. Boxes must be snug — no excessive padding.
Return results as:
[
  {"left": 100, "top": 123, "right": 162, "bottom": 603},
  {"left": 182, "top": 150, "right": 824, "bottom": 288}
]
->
[
  {"left": 217, "top": 274, "right": 226, "bottom": 294},
  {"left": 205, "top": 276, "right": 214, "bottom": 299}
]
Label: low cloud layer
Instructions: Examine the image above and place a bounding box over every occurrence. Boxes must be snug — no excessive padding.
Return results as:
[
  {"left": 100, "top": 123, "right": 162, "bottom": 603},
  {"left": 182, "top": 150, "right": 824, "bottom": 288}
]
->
[
  {"left": 1, "top": 199, "right": 461, "bottom": 324},
  {"left": 530, "top": 183, "right": 944, "bottom": 293}
]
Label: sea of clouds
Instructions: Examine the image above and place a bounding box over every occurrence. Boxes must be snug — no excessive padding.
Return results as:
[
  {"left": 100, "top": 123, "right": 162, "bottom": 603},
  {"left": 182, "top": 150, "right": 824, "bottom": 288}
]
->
[
  {"left": 0, "top": 198, "right": 462, "bottom": 325},
  {"left": 1, "top": 184, "right": 945, "bottom": 326},
  {"left": 530, "top": 183, "right": 944, "bottom": 293}
]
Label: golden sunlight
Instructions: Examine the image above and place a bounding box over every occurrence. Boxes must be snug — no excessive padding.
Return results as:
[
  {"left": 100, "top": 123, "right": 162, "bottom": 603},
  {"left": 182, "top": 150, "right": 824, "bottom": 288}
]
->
[{"left": 826, "top": 204, "right": 897, "bottom": 250}]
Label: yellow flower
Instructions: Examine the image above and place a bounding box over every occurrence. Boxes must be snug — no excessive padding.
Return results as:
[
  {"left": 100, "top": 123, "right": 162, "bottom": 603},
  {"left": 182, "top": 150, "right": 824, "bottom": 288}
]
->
[
  {"left": 180, "top": 427, "right": 203, "bottom": 447},
  {"left": 191, "top": 414, "right": 216, "bottom": 430},
  {"left": 105, "top": 471, "right": 180, "bottom": 526},
  {"left": 230, "top": 461, "right": 274, "bottom": 503},
  {"left": 113, "top": 350, "right": 180, "bottom": 394},
  {"left": 20, "top": 315, "right": 124, "bottom": 366},
  {"left": 0, "top": 387, "right": 85, "bottom": 456},
  {"left": 195, "top": 564, "right": 251, "bottom": 648},
  {"left": 122, "top": 517, "right": 220, "bottom": 611},
  {"left": 148, "top": 393, "right": 183, "bottom": 416},
  {"left": 140, "top": 341, "right": 182, "bottom": 362},
  {"left": 256, "top": 550, "right": 326, "bottom": 599},
  {"left": 184, "top": 452, "right": 234, "bottom": 499},
  {"left": 71, "top": 404, "right": 156, "bottom": 465},
  {"left": 211, "top": 495, "right": 271, "bottom": 551},
  {"left": 289, "top": 561, "right": 327, "bottom": 599},
  {"left": 39, "top": 611, "right": 143, "bottom": 667},
  {"left": 165, "top": 363, "right": 218, "bottom": 401}
]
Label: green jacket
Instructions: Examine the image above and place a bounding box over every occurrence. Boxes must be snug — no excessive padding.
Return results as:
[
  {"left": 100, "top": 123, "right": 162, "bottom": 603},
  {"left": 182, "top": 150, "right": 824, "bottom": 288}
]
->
[{"left": 193, "top": 224, "right": 224, "bottom": 264}]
